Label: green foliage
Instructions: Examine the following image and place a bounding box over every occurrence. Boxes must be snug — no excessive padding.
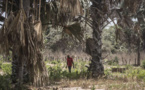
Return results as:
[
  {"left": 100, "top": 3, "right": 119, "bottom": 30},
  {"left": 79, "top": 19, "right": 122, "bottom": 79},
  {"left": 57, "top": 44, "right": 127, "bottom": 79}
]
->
[
  {"left": 1, "top": 64, "right": 12, "bottom": 75},
  {"left": 107, "top": 56, "right": 119, "bottom": 66},
  {"left": 48, "top": 65, "right": 88, "bottom": 81},
  {"left": 126, "top": 68, "right": 139, "bottom": 78},
  {"left": 104, "top": 69, "right": 111, "bottom": 76},
  {"left": 102, "top": 26, "right": 116, "bottom": 52},
  {"left": 141, "top": 60, "right": 145, "bottom": 69},
  {"left": 0, "top": 61, "right": 2, "bottom": 69},
  {"left": 47, "top": 60, "right": 88, "bottom": 81},
  {"left": 125, "top": 65, "right": 133, "bottom": 69},
  {"left": 102, "top": 26, "right": 128, "bottom": 53},
  {"left": 0, "top": 75, "right": 11, "bottom": 90},
  {"left": 114, "top": 56, "right": 119, "bottom": 64},
  {"left": 108, "top": 61, "right": 115, "bottom": 65},
  {"left": 136, "top": 70, "right": 145, "bottom": 82},
  {"left": 91, "top": 85, "right": 95, "bottom": 90},
  {"left": 51, "top": 60, "right": 60, "bottom": 64},
  {"left": 125, "top": 67, "right": 145, "bottom": 82}
]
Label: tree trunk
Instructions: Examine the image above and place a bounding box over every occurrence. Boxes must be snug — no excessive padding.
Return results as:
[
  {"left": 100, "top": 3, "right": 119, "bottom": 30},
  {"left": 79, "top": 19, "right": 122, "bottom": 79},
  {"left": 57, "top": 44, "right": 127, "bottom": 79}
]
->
[
  {"left": 11, "top": 0, "right": 48, "bottom": 88},
  {"left": 23, "top": 0, "right": 48, "bottom": 87},
  {"left": 86, "top": 0, "right": 104, "bottom": 77},
  {"left": 136, "top": 16, "right": 143, "bottom": 66},
  {"left": 137, "top": 38, "right": 140, "bottom": 66},
  {"left": 142, "top": 30, "right": 145, "bottom": 50},
  {"left": 12, "top": 49, "right": 19, "bottom": 84}
]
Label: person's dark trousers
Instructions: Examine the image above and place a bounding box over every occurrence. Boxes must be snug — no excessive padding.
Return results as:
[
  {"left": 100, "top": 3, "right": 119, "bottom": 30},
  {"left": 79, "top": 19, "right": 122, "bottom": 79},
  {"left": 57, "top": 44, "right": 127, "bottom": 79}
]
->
[{"left": 68, "top": 66, "right": 72, "bottom": 73}]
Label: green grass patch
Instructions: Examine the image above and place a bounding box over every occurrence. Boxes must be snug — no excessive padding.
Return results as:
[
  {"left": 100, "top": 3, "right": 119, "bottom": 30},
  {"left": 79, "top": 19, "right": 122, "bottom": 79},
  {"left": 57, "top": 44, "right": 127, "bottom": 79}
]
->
[{"left": 1, "top": 63, "right": 12, "bottom": 75}]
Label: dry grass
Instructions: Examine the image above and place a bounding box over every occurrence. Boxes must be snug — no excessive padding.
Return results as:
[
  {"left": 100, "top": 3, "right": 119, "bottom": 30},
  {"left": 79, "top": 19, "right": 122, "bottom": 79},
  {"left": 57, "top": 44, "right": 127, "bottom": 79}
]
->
[{"left": 41, "top": 78, "right": 145, "bottom": 90}]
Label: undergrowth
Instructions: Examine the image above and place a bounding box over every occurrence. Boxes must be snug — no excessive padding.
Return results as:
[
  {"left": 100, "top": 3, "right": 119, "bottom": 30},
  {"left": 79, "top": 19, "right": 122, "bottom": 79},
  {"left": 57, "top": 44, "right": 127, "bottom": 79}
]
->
[
  {"left": 141, "top": 60, "right": 145, "bottom": 69},
  {"left": 1, "top": 63, "right": 12, "bottom": 75},
  {"left": 0, "top": 75, "right": 11, "bottom": 90},
  {"left": 47, "top": 60, "right": 88, "bottom": 81},
  {"left": 0, "top": 63, "right": 12, "bottom": 90}
]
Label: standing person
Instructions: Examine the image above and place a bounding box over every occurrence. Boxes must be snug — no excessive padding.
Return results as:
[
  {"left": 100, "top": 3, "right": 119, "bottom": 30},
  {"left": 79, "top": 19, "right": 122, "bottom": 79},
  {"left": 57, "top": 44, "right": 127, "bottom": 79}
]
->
[{"left": 67, "top": 55, "right": 74, "bottom": 73}]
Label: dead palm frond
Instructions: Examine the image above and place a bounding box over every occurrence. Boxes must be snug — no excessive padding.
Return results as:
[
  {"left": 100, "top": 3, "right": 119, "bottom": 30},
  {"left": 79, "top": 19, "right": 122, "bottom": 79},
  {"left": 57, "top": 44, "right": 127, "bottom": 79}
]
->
[
  {"left": 63, "top": 23, "right": 84, "bottom": 42},
  {"left": 59, "top": 0, "right": 83, "bottom": 17},
  {"left": 42, "top": 0, "right": 83, "bottom": 27},
  {"left": 123, "top": 0, "right": 141, "bottom": 14}
]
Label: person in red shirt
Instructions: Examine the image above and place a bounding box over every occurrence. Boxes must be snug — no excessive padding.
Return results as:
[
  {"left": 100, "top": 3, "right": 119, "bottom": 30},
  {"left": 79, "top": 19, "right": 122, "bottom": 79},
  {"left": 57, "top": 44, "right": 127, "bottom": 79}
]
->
[{"left": 67, "top": 55, "right": 74, "bottom": 73}]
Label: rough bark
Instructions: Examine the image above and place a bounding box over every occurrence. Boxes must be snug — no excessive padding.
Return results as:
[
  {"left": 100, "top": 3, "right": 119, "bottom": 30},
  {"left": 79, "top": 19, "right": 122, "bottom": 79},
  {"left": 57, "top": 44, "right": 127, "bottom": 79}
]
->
[
  {"left": 142, "top": 30, "right": 145, "bottom": 50},
  {"left": 137, "top": 38, "right": 140, "bottom": 66},
  {"left": 23, "top": 0, "right": 48, "bottom": 87},
  {"left": 86, "top": 38, "right": 104, "bottom": 77},
  {"left": 86, "top": 0, "right": 104, "bottom": 77},
  {"left": 136, "top": 15, "right": 144, "bottom": 66},
  {"left": 11, "top": 49, "right": 19, "bottom": 84},
  {"left": 11, "top": 0, "right": 48, "bottom": 88}
]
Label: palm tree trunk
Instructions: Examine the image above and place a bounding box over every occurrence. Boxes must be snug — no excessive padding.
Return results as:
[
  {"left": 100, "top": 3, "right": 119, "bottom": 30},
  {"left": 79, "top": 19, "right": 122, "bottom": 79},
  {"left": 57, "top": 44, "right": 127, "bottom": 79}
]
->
[
  {"left": 11, "top": 0, "right": 48, "bottom": 87},
  {"left": 11, "top": 1, "right": 25, "bottom": 88},
  {"left": 11, "top": 49, "right": 19, "bottom": 84},
  {"left": 23, "top": 0, "right": 48, "bottom": 87},
  {"left": 143, "top": 30, "right": 145, "bottom": 50},
  {"left": 137, "top": 38, "right": 140, "bottom": 66},
  {"left": 86, "top": 0, "right": 104, "bottom": 77}
]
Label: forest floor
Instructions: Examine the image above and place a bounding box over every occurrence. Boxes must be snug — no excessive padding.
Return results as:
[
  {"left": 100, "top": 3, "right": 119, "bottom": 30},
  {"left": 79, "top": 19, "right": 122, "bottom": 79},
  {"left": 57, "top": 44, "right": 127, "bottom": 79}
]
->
[
  {"left": 32, "top": 60, "right": 145, "bottom": 90},
  {"left": 36, "top": 79, "right": 145, "bottom": 90},
  {"left": 0, "top": 60, "right": 145, "bottom": 90}
]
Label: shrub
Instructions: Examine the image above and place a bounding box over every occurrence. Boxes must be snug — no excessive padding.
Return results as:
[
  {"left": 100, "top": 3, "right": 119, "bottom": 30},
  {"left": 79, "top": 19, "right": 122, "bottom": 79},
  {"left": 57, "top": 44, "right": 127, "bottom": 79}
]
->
[
  {"left": 0, "top": 61, "right": 2, "bottom": 69},
  {"left": 51, "top": 60, "right": 60, "bottom": 64},
  {"left": 141, "top": 60, "right": 145, "bottom": 69},
  {"left": 126, "top": 68, "right": 139, "bottom": 78},
  {"left": 48, "top": 65, "right": 63, "bottom": 80},
  {"left": 108, "top": 56, "right": 119, "bottom": 66},
  {"left": 125, "top": 68, "right": 145, "bottom": 82},
  {"left": 137, "top": 69, "right": 145, "bottom": 82},
  {"left": 125, "top": 65, "right": 133, "bottom": 69},
  {"left": 0, "top": 75, "right": 11, "bottom": 90},
  {"left": 1, "top": 64, "right": 12, "bottom": 75},
  {"left": 114, "top": 56, "right": 119, "bottom": 64},
  {"left": 91, "top": 85, "right": 96, "bottom": 90},
  {"left": 48, "top": 60, "right": 88, "bottom": 81},
  {"left": 104, "top": 69, "right": 111, "bottom": 76},
  {"left": 108, "top": 60, "right": 114, "bottom": 65}
]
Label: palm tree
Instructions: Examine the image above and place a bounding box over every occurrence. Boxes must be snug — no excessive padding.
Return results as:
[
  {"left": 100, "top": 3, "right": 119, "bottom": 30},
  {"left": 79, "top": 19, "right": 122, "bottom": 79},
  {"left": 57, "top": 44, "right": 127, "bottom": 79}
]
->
[
  {"left": 115, "top": 0, "right": 145, "bottom": 66},
  {"left": 86, "top": 0, "right": 145, "bottom": 76},
  {"left": 0, "top": 0, "right": 48, "bottom": 87},
  {"left": 86, "top": 0, "right": 104, "bottom": 77},
  {"left": 0, "top": 0, "right": 143, "bottom": 88},
  {"left": 0, "top": 0, "right": 83, "bottom": 88}
]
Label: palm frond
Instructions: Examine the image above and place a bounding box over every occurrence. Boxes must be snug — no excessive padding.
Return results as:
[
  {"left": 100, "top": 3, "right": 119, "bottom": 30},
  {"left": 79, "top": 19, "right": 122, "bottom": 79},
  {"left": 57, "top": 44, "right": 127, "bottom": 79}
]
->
[{"left": 63, "top": 23, "right": 83, "bottom": 42}]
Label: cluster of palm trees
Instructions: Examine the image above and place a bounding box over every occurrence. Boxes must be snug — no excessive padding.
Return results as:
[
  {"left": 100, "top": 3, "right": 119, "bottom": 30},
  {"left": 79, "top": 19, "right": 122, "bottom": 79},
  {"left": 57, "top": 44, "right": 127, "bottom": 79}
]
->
[{"left": 0, "top": 0, "right": 144, "bottom": 88}]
